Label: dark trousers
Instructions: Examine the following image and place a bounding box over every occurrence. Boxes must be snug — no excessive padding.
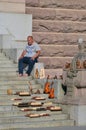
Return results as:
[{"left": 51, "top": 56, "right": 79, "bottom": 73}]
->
[{"left": 18, "top": 57, "right": 38, "bottom": 75}]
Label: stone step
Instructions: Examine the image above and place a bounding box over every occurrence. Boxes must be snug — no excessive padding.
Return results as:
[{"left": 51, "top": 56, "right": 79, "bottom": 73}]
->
[
  {"left": 0, "top": 105, "right": 18, "bottom": 111},
  {"left": 26, "top": 7, "right": 86, "bottom": 21},
  {"left": 0, "top": 82, "right": 42, "bottom": 91},
  {"left": 0, "top": 64, "right": 17, "bottom": 67},
  {"left": 0, "top": 67, "right": 17, "bottom": 71},
  {"left": 0, "top": 110, "right": 62, "bottom": 117},
  {"left": 0, "top": 83, "right": 42, "bottom": 90},
  {"left": 26, "top": 0, "right": 86, "bottom": 10},
  {"left": 0, "top": 94, "right": 38, "bottom": 101},
  {"left": 0, "top": 72, "right": 18, "bottom": 76},
  {"left": 39, "top": 56, "right": 73, "bottom": 69},
  {"left": 40, "top": 45, "right": 78, "bottom": 57},
  {"left": 0, "top": 119, "right": 74, "bottom": 129},
  {"left": 0, "top": 75, "right": 32, "bottom": 81},
  {"left": 33, "top": 32, "right": 86, "bottom": 45},
  {"left": 45, "top": 68, "right": 63, "bottom": 78},
  {"left": 0, "top": 86, "right": 42, "bottom": 95},
  {"left": 0, "top": 60, "right": 14, "bottom": 64},
  {"left": 0, "top": 114, "right": 69, "bottom": 123},
  {"left": 0, "top": 84, "right": 41, "bottom": 89},
  {"left": 0, "top": 53, "right": 5, "bottom": 56},
  {"left": 0, "top": 80, "right": 40, "bottom": 86},
  {"left": 0, "top": 56, "right": 73, "bottom": 69},
  {"left": 0, "top": 57, "right": 10, "bottom": 60},
  {"left": 0, "top": 67, "right": 63, "bottom": 78},
  {"left": 33, "top": 20, "right": 86, "bottom": 33}
]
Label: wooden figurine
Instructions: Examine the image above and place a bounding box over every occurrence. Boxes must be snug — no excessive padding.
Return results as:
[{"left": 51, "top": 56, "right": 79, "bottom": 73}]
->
[
  {"left": 43, "top": 75, "right": 50, "bottom": 94},
  {"left": 83, "top": 60, "right": 86, "bottom": 69},
  {"left": 48, "top": 81, "right": 54, "bottom": 99},
  {"left": 35, "top": 68, "right": 39, "bottom": 78}
]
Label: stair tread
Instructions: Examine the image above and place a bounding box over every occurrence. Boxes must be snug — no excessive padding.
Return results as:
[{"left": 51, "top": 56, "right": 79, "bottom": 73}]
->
[{"left": 26, "top": 6, "right": 86, "bottom": 12}]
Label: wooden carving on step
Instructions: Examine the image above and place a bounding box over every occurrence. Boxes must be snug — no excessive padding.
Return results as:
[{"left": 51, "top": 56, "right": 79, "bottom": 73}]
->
[
  {"left": 35, "top": 68, "right": 39, "bottom": 78},
  {"left": 48, "top": 81, "right": 54, "bottom": 99},
  {"left": 43, "top": 75, "right": 50, "bottom": 94}
]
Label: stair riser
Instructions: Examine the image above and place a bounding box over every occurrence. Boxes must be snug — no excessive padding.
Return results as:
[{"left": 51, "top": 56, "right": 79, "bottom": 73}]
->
[
  {"left": 0, "top": 115, "right": 68, "bottom": 123},
  {"left": 40, "top": 45, "right": 78, "bottom": 57},
  {"left": 33, "top": 32, "right": 86, "bottom": 45},
  {"left": 0, "top": 64, "right": 17, "bottom": 67},
  {"left": 39, "top": 57, "right": 73, "bottom": 69},
  {"left": 0, "top": 111, "right": 62, "bottom": 117},
  {"left": 26, "top": 0, "right": 86, "bottom": 9},
  {"left": 0, "top": 68, "right": 17, "bottom": 71},
  {"left": 0, "top": 78, "right": 35, "bottom": 84},
  {"left": 0, "top": 84, "right": 41, "bottom": 89},
  {"left": 0, "top": 72, "right": 17, "bottom": 76},
  {"left": 0, "top": 120, "right": 74, "bottom": 129},
  {"left": 33, "top": 20, "right": 86, "bottom": 33},
  {"left": 26, "top": 7, "right": 86, "bottom": 21},
  {"left": 0, "top": 106, "right": 17, "bottom": 111},
  {"left": 0, "top": 61, "right": 13, "bottom": 63},
  {"left": 0, "top": 77, "right": 32, "bottom": 81}
]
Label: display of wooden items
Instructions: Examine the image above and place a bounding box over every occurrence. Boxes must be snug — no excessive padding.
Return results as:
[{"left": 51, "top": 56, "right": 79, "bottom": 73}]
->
[{"left": 9, "top": 71, "right": 62, "bottom": 120}]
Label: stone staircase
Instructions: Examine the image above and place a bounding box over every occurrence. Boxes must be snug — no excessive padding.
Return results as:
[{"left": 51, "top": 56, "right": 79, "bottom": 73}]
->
[
  {"left": 0, "top": 52, "right": 75, "bottom": 129},
  {"left": 25, "top": 0, "right": 86, "bottom": 77}
]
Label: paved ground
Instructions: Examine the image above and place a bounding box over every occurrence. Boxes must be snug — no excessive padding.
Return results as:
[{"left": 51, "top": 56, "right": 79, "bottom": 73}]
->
[{"left": 15, "top": 126, "right": 86, "bottom": 130}]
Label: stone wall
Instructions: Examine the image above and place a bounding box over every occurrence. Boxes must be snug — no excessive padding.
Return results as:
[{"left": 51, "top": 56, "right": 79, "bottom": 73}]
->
[{"left": 26, "top": 0, "right": 86, "bottom": 74}]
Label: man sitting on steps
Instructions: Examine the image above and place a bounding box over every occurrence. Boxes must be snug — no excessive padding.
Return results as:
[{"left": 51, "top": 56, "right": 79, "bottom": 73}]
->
[{"left": 18, "top": 36, "right": 41, "bottom": 77}]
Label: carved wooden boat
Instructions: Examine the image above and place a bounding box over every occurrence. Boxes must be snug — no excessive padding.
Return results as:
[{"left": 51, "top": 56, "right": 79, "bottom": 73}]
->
[
  {"left": 49, "top": 106, "right": 62, "bottom": 111},
  {"left": 30, "top": 101, "right": 43, "bottom": 107},
  {"left": 18, "top": 102, "right": 30, "bottom": 107},
  {"left": 25, "top": 113, "right": 40, "bottom": 118},
  {"left": 32, "top": 96, "right": 46, "bottom": 100},
  {"left": 19, "top": 92, "right": 31, "bottom": 96}
]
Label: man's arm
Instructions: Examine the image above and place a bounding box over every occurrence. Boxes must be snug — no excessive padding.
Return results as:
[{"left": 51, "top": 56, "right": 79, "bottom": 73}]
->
[{"left": 18, "top": 50, "right": 27, "bottom": 60}]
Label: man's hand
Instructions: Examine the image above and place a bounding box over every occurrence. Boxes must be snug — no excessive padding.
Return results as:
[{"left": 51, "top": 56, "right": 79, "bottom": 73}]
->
[{"left": 31, "top": 50, "right": 41, "bottom": 60}]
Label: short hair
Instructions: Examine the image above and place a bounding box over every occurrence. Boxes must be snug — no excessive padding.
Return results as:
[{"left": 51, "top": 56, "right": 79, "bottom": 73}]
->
[{"left": 27, "top": 36, "right": 33, "bottom": 39}]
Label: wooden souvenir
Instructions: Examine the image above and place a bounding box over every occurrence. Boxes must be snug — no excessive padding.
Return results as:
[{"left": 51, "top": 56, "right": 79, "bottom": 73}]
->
[
  {"left": 48, "top": 81, "right": 54, "bottom": 99},
  {"left": 43, "top": 75, "right": 50, "bottom": 94},
  {"left": 7, "top": 89, "right": 12, "bottom": 95}
]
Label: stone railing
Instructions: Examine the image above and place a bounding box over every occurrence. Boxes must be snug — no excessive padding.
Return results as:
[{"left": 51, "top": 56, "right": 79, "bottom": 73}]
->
[{"left": 0, "top": 12, "right": 32, "bottom": 62}]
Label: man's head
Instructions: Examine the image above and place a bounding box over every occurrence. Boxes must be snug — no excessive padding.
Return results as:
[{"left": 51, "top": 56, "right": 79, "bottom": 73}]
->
[{"left": 27, "top": 36, "right": 34, "bottom": 45}]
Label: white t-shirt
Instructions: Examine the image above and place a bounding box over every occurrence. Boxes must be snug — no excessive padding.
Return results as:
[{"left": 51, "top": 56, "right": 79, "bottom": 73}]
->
[{"left": 24, "top": 42, "right": 41, "bottom": 57}]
